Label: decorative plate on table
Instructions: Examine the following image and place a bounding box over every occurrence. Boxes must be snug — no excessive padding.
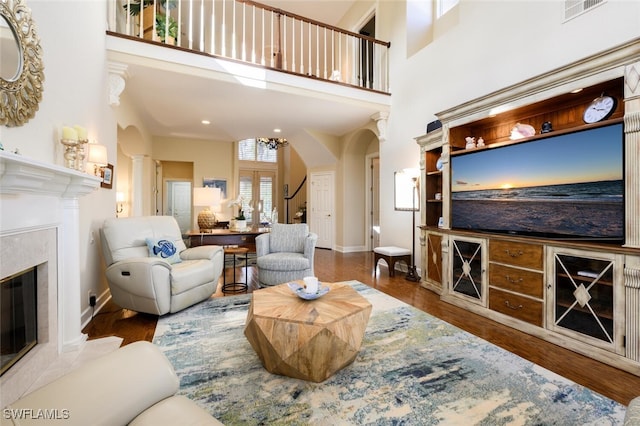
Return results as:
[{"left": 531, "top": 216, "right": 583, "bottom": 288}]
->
[{"left": 287, "top": 282, "right": 330, "bottom": 300}]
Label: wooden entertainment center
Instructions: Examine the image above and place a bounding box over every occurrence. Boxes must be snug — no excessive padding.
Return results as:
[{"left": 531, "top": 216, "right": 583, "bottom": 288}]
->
[{"left": 416, "top": 38, "right": 640, "bottom": 375}]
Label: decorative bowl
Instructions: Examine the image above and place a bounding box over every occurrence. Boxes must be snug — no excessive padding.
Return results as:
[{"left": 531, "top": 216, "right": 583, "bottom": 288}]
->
[{"left": 287, "top": 282, "right": 330, "bottom": 300}]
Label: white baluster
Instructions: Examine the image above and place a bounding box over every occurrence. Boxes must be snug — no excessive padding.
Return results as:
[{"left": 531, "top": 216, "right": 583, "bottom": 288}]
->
[
  {"left": 177, "top": 0, "right": 182, "bottom": 46},
  {"left": 241, "top": 2, "right": 246, "bottom": 61},
  {"left": 308, "top": 22, "right": 312, "bottom": 76},
  {"left": 252, "top": 5, "right": 256, "bottom": 64},
  {"left": 210, "top": 0, "right": 215, "bottom": 55},
  {"left": 187, "top": 0, "right": 193, "bottom": 49},
  {"left": 291, "top": 16, "right": 295, "bottom": 72},
  {"left": 269, "top": 11, "right": 274, "bottom": 67},
  {"left": 221, "top": 0, "right": 226, "bottom": 57},
  {"left": 323, "top": 27, "right": 327, "bottom": 79},
  {"left": 283, "top": 15, "right": 287, "bottom": 70},
  {"left": 232, "top": 0, "right": 236, "bottom": 59},
  {"left": 199, "top": 0, "right": 204, "bottom": 51}
]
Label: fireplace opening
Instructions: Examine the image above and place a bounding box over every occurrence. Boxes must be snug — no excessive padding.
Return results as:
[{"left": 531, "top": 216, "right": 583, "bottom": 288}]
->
[{"left": 1, "top": 267, "right": 37, "bottom": 376}]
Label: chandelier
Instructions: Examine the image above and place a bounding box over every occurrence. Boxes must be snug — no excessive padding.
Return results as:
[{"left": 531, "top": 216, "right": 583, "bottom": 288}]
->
[{"left": 257, "top": 137, "right": 289, "bottom": 150}]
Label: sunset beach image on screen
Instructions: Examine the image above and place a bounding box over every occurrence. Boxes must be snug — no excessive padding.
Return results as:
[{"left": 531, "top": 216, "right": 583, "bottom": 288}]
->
[{"left": 450, "top": 123, "right": 624, "bottom": 241}]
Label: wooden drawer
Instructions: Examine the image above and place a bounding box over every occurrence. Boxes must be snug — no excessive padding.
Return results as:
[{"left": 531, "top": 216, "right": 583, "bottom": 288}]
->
[
  {"left": 489, "top": 263, "right": 543, "bottom": 298},
  {"left": 489, "top": 287, "right": 543, "bottom": 327},
  {"left": 489, "top": 240, "right": 543, "bottom": 269}
]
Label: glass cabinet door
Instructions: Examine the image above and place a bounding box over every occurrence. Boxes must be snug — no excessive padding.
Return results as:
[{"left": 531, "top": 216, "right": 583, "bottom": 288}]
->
[
  {"left": 550, "top": 248, "right": 623, "bottom": 351},
  {"left": 450, "top": 236, "right": 486, "bottom": 304}
]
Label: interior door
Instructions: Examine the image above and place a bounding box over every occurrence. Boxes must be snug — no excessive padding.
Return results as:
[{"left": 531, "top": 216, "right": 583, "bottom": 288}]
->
[
  {"left": 167, "top": 181, "right": 191, "bottom": 233},
  {"left": 310, "top": 171, "right": 334, "bottom": 249}
]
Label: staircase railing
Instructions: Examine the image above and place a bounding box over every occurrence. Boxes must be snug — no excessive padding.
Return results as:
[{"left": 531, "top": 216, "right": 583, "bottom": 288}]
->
[
  {"left": 285, "top": 176, "right": 307, "bottom": 224},
  {"left": 109, "top": 0, "right": 390, "bottom": 93}
]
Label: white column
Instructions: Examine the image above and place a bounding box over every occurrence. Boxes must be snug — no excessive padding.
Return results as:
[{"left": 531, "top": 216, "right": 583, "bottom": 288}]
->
[
  {"left": 624, "top": 62, "right": 640, "bottom": 249},
  {"left": 60, "top": 197, "right": 87, "bottom": 352},
  {"left": 625, "top": 264, "right": 640, "bottom": 361},
  {"left": 132, "top": 154, "right": 144, "bottom": 216}
]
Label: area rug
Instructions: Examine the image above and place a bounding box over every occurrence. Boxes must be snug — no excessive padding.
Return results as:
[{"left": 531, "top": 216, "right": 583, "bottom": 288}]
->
[{"left": 153, "top": 281, "right": 626, "bottom": 425}]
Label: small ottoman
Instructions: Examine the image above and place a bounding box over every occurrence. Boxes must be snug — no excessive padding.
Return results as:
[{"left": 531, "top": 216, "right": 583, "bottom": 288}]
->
[{"left": 373, "top": 246, "right": 411, "bottom": 277}]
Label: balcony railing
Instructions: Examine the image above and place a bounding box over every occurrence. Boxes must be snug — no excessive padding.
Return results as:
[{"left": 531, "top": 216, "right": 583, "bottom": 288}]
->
[{"left": 108, "top": 0, "right": 391, "bottom": 93}]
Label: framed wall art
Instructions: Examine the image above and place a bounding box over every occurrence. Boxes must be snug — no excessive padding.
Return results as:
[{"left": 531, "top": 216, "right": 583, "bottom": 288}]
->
[
  {"left": 203, "top": 178, "right": 227, "bottom": 199},
  {"left": 101, "top": 164, "right": 114, "bottom": 189}
]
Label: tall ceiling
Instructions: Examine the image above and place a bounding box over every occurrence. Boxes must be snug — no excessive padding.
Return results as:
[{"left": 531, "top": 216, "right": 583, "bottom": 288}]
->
[{"left": 113, "top": 0, "right": 387, "bottom": 145}]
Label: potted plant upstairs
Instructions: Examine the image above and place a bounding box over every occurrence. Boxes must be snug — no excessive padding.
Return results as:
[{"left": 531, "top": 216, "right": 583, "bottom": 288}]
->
[{"left": 124, "top": 0, "right": 178, "bottom": 45}]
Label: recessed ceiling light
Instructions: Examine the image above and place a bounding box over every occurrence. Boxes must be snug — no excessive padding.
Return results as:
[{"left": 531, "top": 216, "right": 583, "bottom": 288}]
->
[
  {"left": 201, "top": 120, "right": 210, "bottom": 125},
  {"left": 570, "top": 88, "right": 583, "bottom": 94},
  {"left": 273, "top": 128, "right": 281, "bottom": 133}
]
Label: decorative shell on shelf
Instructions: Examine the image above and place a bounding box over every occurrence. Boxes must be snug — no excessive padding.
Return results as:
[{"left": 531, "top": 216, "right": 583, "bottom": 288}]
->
[{"left": 510, "top": 123, "right": 536, "bottom": 140}]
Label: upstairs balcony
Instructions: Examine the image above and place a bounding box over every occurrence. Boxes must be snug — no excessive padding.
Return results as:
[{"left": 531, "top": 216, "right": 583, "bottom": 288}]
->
[{"left": 107, "top": 0, "right": 391, "bottom": 94}]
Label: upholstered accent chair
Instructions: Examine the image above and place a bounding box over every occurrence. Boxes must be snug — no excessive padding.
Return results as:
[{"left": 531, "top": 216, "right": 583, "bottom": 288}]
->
[
  {"left": 255, "top": 223, "right": 318, "bottom": 287},
  {"left": 100, "top": 216, "right": 224, "bottom": 315}
]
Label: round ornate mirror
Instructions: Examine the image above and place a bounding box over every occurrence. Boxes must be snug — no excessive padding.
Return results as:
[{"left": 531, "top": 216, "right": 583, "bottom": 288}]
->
[{"left": 0, "top": 0, "right": 44, "bottom": 127}]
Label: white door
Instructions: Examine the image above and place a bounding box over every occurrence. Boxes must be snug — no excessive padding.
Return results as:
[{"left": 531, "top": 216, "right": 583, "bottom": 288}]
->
[
  {"left": 167, "top": 181, "right": 191, "bottom": 233},
  {"left": 310, "top": 171, "right": 334, "bottom": 249}
]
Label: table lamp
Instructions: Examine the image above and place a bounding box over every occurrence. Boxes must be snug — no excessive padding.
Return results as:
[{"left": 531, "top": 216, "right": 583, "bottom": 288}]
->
[{"left": 194, "top": 187, "right": 221, "bottom": 232}]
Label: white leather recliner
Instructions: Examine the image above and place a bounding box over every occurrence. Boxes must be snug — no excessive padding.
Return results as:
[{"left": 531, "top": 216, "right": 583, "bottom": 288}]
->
[
  {"left": 1, "top": 341, "right": 222, "bottom": 425},
  {"left": 101, "top": 216, "right": 223, "bottom": 315}
]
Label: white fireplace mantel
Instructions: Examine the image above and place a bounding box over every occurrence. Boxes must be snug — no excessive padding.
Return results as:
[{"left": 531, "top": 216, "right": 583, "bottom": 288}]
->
[
  {"left": 0, "top": 151, "right": 100, "bottom": 198},
  {"left": 0, "top": 150, "right": 101, "bottom": 356}
]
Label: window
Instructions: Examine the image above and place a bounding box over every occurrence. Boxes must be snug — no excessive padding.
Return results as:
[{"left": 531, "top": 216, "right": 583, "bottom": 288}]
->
[
  {"left": 437, "top": 0, "right": 459, "bottom": 18},
  {"left": 239, "top": 139, "right": 277, "bottom": 163},
  {"left": 237, "top": 138, "right": 278, "bottom": 224}
]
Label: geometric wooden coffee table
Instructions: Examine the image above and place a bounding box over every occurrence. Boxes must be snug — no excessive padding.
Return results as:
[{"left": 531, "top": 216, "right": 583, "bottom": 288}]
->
[{"left": 243, "top": 281, "right": 372, "bottom": 382}]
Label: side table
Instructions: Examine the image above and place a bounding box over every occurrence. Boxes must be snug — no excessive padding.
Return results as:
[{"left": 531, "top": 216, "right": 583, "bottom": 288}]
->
[{"left": 222, "top": 247, "right": 249, "bottom": 293}]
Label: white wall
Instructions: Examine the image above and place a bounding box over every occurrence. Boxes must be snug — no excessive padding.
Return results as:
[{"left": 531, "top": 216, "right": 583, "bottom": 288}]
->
[
  {"left": 1, "top": 0, "right": 118, "bottom": 321},
  {"left": 377, "top": 0, "right": 640, "bottom": 255}
]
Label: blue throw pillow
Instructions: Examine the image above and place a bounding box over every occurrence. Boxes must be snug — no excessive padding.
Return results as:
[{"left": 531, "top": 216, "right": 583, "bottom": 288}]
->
[{"left": 145, "top": 238, "right": 182, "bottom": 264}]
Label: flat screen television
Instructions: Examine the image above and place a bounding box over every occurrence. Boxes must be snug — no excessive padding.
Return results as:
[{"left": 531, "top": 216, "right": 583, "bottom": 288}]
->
[{"left": 450, "top": 122, "right": 624, "bottom": 242}]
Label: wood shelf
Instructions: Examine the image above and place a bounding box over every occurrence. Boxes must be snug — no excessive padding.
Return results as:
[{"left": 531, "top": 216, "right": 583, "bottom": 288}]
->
[{"left": 448, "top": 78, "right": 624, "bottom": 150}]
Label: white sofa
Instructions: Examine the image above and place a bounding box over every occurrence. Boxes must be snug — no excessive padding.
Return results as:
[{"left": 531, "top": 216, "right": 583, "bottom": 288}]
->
[
  {"left": 101, "top": 216, "right": 224, "bottom": 315},
  {"left": 0, "top": 341, "right": 222, "bottom": 425}
]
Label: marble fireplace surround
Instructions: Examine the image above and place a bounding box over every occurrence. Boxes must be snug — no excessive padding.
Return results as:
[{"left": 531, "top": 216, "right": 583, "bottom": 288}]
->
[{"left": 0, "top": 152, "right": 101, "bottom": 407}]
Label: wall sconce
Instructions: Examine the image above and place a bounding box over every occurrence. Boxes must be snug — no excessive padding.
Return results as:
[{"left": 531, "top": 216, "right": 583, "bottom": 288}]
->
[
  {"left": 194, "top": 187, "right": 222, "bottom": 232},
  {"left": 87, "top": 143, "right": 108, "bottom": 177},
  {"left": 116, "top": 191, "right": 125, "bottom": 217}
]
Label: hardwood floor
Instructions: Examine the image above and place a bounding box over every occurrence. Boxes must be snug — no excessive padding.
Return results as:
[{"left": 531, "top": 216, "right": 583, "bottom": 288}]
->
[{"left": 83, "top": 249, "right": 639, "bottom": 406}]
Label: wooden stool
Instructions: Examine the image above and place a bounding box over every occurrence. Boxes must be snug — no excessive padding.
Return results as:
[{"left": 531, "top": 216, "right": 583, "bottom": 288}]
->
[
  {"left": 223, "top": 247, "right": 249, "bottom": 293},
  {"left": 373, "top": 246, "right": 411, "bottom": 277}
]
